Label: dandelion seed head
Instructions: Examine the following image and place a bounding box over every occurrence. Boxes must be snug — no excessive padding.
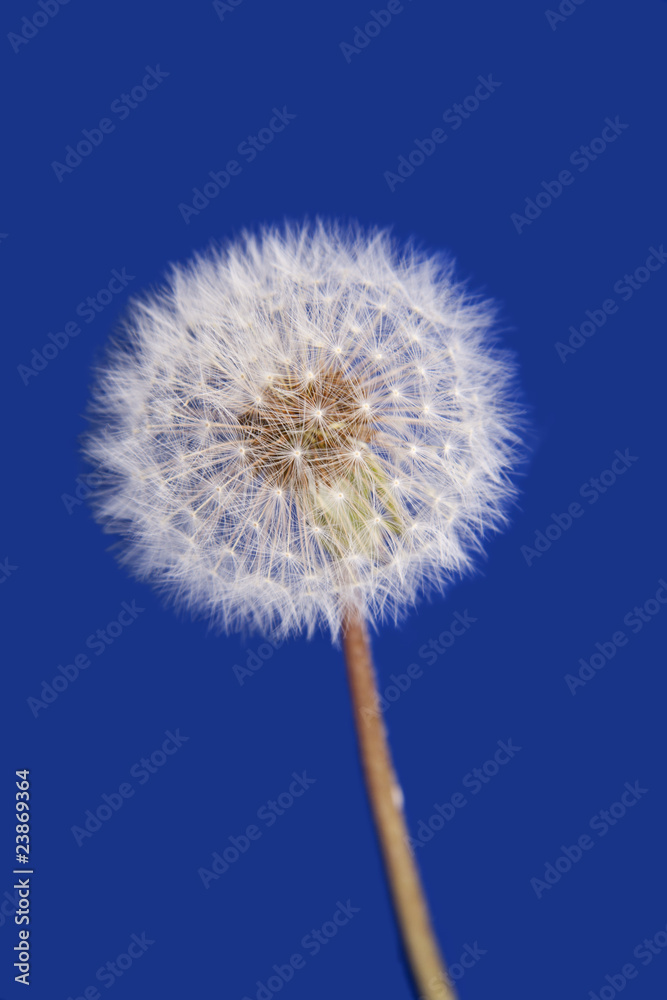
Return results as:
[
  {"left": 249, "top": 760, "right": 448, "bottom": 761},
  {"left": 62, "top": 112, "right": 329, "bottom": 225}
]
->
[{"left": 84, "top": 221, "right": 525, "bottom": 639}]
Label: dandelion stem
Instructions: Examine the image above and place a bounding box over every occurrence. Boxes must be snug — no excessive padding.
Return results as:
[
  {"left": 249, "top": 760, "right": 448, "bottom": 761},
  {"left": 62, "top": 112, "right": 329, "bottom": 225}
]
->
[{"left": 342, "top": 611, "right": 456, "bottom": 1000}]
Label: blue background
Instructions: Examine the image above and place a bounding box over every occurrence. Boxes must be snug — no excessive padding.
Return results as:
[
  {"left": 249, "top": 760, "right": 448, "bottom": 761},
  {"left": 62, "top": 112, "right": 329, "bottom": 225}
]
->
[{"left": 1, "top": 1, "right": 666, "bottom": 998}]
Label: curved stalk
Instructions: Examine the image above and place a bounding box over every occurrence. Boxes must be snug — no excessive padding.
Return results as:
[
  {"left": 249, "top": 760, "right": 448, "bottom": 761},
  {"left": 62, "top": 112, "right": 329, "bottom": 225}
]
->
[{"left": 342, "top": 611, "right": 457, "bottom": 1000}]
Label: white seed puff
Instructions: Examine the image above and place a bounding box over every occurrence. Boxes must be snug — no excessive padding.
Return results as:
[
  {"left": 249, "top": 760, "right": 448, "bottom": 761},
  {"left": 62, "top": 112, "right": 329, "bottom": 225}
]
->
[{"left": 84, "top": 221, "right": 524, "bottom": 638}]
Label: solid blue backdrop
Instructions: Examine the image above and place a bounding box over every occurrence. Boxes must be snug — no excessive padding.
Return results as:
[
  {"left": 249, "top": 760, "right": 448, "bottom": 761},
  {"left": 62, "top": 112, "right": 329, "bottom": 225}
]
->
[{"left": 1, "top": 1, "right": 666, "bottom": 998}]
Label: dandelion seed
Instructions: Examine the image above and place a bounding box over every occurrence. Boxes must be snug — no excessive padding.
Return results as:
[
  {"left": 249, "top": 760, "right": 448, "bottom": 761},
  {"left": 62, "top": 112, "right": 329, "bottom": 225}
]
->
[{"left": 84, "top": 220, "right": 525, "bottom": 1000}]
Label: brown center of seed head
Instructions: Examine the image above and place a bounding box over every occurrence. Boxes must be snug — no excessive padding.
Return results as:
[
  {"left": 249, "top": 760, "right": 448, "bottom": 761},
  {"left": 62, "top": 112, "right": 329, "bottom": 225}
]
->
[{"left": 238, "top": 366, "right": 374, "bottom": 491}]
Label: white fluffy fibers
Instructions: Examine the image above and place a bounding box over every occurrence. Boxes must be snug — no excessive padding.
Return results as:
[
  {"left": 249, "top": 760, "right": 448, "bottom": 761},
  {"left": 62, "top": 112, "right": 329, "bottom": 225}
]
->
[{"left": 84, "top": 221, "right": 525, "bottom": 639}]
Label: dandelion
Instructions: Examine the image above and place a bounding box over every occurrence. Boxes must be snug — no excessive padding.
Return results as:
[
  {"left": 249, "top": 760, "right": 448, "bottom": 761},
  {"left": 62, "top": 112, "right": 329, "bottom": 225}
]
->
[{"left": 85, "top": 220, "right": 525, "bottom": 999}]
